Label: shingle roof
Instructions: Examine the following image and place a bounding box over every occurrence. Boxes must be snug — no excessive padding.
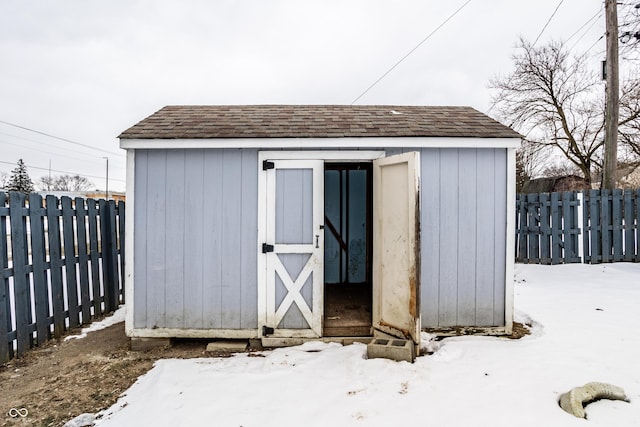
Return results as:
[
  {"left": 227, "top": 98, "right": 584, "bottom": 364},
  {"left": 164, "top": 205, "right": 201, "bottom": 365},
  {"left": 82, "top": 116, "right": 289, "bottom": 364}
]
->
[{"left": 118, "top": 105, "right": 522, "bottom": 139}]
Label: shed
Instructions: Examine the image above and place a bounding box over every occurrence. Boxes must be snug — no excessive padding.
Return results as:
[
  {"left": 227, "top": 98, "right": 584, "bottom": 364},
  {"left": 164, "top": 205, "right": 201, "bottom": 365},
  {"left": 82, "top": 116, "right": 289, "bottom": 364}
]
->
[{"left": 119, "top": 105, "right": 522, "bottom": 348}]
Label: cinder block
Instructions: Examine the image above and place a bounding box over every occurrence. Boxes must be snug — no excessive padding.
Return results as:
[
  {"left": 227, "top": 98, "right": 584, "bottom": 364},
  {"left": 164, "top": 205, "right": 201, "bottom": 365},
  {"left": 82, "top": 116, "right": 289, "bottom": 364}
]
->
[
  {"left": 205, "top": 340, "right": 249, "bottom": 353},
  {"left": 130, "top": 337, "right": 172, "bottom": 351},
  {"left": 366, "top": 338, "right": 414, "bottom": 362}
]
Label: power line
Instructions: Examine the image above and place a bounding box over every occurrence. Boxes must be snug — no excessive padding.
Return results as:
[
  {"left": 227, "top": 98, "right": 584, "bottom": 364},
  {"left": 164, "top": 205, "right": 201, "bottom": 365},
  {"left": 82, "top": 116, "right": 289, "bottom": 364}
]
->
[
  {"left": 532, "top": 0, "right": 566, "bottom": 47},
  {"left": 350, "top": 0, "right": 473, "bottom": 105},
  {"left": 0, "top": 131, "right": 125, "bottom": 163},
  {"left": 0, "top": 138, "right": 117, "bottom": 165},
  {"left": 0, "top": 160, "right": 125, "bottom": 183},
  {"left": 585, "top": 34, "right": 605, "bottom": 55},
  {"left": 0, "top": 119, "right": 123, "bottom": 157},
  {"left": 566, "top": 10, "right": 602, "bottom": 43},
  {"left": 569, "top": 11, "right": 604, "bottom": 52}
]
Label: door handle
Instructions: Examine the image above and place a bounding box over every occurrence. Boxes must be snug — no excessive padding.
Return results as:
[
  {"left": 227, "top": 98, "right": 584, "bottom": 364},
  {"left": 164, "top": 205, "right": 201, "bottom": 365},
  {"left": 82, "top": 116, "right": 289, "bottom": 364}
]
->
[{"left": 315, "top": 234, "right": 319, "bottom": 248}]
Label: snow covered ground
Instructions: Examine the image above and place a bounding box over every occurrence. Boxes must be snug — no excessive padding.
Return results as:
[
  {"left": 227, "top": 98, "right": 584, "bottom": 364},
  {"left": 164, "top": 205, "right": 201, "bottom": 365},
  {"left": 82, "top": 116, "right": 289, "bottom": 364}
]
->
[{"left": 87, "top": 263, "right": 639, "bottom": 427}]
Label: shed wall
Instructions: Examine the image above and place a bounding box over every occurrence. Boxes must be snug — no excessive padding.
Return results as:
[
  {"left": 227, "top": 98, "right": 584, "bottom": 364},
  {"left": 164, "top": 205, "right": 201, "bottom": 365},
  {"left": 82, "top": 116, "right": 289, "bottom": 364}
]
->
[
  {"left": 132, "top": 146, "right": 507, "bottom": 332},
  {"left": 133, "top": 148, "right": 258, "bottom": 330},
  {"left": 418, "top": 147, "right": 507, "bottom": 328}
]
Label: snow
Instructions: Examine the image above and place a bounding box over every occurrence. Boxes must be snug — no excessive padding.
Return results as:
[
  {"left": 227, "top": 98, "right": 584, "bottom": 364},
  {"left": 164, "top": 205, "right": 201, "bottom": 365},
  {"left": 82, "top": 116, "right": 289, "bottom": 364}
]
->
[
  {"left": 94, "top": 264, "right": 640, "bottom": 426},
  {"left": 64, "top": 306, "right": 126, "bottom": 341}
]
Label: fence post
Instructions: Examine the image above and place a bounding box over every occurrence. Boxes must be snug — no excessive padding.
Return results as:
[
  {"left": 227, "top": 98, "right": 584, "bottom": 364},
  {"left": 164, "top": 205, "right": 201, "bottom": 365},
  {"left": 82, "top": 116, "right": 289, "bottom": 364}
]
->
[
  {"left": 9, "top": 192, "right": 33, "bottom": 356},
  {"left": 0, "top": 192, "right": 12, "bottom": 363},
  {"left": 28, "top": 193, "right": 50, "bottom": 345}
]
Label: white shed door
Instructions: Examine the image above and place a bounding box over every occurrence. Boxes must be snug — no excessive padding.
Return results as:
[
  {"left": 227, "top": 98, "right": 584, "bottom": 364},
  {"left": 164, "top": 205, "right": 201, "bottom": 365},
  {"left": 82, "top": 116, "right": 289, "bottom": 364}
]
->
[
  {"left": 372, "top": 152, "right": 421, "bottom": 345},
  {"left": 264, "top": 159, "right": 324, "bottom": 337}
]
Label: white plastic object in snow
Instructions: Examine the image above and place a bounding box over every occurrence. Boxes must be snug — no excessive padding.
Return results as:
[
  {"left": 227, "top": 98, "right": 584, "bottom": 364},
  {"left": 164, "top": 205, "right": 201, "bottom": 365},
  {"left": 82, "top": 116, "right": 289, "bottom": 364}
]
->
[{"left": 559, "top": 382, "right": 630, "bottom": 419}]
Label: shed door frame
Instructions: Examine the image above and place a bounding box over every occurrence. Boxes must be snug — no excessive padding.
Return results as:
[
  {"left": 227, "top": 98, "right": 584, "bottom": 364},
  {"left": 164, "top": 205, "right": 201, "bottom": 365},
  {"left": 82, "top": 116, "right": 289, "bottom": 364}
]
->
[{"left": 258, "top": 151, "right": 385, "bottom": 338}]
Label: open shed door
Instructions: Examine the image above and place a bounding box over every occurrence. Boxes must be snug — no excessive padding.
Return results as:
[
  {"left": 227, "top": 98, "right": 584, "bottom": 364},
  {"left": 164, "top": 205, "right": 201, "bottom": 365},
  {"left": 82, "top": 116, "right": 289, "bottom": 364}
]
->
[{"left": 372, "top": 152, "right": 421, "bottom": 347}]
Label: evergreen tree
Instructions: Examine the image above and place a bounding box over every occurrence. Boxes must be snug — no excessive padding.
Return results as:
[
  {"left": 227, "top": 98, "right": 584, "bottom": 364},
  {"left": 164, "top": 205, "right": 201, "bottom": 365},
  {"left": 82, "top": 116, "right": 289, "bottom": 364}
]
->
[{"left": 6, "top": 159, "right": 34, "bottom": 194}]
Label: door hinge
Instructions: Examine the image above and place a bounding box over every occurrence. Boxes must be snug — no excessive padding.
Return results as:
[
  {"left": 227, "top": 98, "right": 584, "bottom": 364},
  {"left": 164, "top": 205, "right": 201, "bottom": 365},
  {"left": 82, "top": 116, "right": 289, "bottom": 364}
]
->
[
  {"left": 262, "top": 160, "right": 275, "bottom": 170},
  {"left": 262, "top": 325, "right": 275, "bottom": 336},
  {"left": 262, "top": 243, "right": 274, "bottom": 253}
]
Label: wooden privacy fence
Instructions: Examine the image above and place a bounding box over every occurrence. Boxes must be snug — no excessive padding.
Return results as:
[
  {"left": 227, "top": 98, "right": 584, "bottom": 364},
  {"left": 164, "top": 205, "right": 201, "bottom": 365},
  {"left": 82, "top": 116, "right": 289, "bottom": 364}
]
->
[
  {"left": 0, "top": 192, "right": 125, "bottom": 363},
  {"left": 516, "top": 189, "right": 640, "bottom": 264}
]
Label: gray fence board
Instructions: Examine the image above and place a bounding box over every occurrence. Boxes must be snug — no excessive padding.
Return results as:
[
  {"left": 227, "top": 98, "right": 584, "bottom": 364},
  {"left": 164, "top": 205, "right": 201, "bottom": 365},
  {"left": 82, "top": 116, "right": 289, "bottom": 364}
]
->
[
  {"left": 0, "top": 192, "right": 124, "bottom": 363},
  {"left": 75, "top": 197, "right": 91, "bottom": 324},
  {"left": 519, "top": 189, "right": 639, "bottom": 264},
  {"left": 9, "top": 192, "right": 32, "bottom": 356},
  {"left": 516, "top": 191, "right": 581, "bottom": 264},
  {"left": 87, "top": 200, "right": 102, "bottom": 317},
  {"left": 550, "top": 192, "right": 562, "bottom": 264},
  {"left": 0, "top": 193, "right": 12, "bottom": 362},
  {"left": 29, "top": 194, "right": 50, "bottom": 345},
  {"left": 118, "top": 201, "right": 125, "bottom": 289},
  {"left": 46, "top": 195, "right": 66, "bottom": 338},
  {"left": 62, "top": 197, "right": 80, "bottom": 328}
]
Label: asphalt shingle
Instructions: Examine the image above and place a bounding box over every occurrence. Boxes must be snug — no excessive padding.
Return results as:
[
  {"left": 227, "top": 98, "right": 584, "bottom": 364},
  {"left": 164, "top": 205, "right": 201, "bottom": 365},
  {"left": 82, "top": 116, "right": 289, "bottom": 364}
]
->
[{"left": 119, "top": 105, "right": 522, "bottom": 139}]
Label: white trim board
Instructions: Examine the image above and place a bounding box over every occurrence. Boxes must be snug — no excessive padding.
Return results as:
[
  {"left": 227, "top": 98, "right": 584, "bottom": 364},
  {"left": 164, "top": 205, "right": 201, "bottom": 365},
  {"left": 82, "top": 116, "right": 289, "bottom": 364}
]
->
[
  {"left": 504, "top": 147, "right": 517, "bottom": 335},
  {"left": 128, "top": 328, "right": 259, "bottom": 339},
  {"left": 124, "top": 149, "right": 136, "bottom": 337},
  {"left": 120, "top": 136, "right": 521, "bottom": 150}
]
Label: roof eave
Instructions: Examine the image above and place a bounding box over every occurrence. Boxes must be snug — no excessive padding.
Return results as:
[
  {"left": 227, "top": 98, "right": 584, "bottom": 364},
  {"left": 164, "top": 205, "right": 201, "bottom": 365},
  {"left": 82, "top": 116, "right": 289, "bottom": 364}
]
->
[{"left": 119, "top": 136, "right": 522, "bottom": 150}]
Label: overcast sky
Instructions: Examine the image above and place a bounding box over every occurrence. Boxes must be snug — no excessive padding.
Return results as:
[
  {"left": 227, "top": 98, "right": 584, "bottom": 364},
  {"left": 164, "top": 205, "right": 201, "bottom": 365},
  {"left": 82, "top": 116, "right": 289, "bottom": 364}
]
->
[{"left": 0, "top": 0, "right": 605, "bottom": 192}]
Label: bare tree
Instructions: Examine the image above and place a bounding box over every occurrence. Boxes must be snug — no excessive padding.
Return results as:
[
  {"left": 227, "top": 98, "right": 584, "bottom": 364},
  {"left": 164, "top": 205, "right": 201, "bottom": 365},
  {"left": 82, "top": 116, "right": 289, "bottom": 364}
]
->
[
  {"left": 37, "top": 174, "right": 93, "bottom": 192},
  {"left": 515, "top": 139, "right": 547, "bottom": 191},
  {"left": 619, "top": 1, "right": 640, "bottom": 60},
  {"left": 490, "top": 38, "right": 640, "bottom": 186},
  {"left": 619, "top": 72, "right": 640, "bottom": 157}
]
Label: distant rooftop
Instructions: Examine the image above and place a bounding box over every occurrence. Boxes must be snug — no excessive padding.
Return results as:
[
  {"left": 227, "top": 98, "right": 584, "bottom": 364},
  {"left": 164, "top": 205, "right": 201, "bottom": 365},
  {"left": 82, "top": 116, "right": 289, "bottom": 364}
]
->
[{"left": 119, "top": 105, "right": 522, "bottom": 140}]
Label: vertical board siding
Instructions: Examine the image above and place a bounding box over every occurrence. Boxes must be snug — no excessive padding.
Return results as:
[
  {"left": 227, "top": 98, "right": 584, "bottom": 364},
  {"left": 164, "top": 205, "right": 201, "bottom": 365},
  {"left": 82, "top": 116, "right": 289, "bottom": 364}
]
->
[
  {"left": 220, "top": 150, "right": 243, "bottom": 328},
  {"left": 437, "top": 149, "right": 460, "bottom": 326},
  {"left": 418, "top": 148, "right": 507, "bottom": 329},
  {"left": 133, "top": 146, "right": 512, "bottom": 334},
  {"left": 420, "top": 151, "right": 440, "bottom": 328},
  {"left": 475, "top": 149, "right": 498, "bottom": 326},
  {"left": 0, "top": 193, "right": 124, "bottom": 363},
  {"left": 240, "top": 150, "right": 259, "bottom": 328},
  {"left": 183, "top": 150, "right": 205, "bottom": 329},
  {"left": 202, "top": 149, "right": 224, "bottom": 329},
  {"left": 164, "top": 150, "right": 186, "bottom": 328},
  {"left": 457, "top": 150, "right": 477, "bottom": 325},
  {"left": 491, "top": 149, "right": 507, "bottom": 326},
  {"left": 134, "top": 149, "right": 258, "bottom": 331}
]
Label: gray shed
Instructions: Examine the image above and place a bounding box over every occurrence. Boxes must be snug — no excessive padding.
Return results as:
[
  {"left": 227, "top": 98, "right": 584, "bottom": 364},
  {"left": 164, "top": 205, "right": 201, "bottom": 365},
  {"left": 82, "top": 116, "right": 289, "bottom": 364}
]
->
[{"left": 119, "top": 105, "right": 521, "bottom": 348}]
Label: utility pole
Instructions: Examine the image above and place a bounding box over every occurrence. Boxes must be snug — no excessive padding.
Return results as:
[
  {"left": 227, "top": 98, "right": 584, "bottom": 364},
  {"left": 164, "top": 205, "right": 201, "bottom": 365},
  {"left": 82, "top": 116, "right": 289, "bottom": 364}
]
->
[{"left": 603, "top": 0, "right": 619, "bottom": 190}]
